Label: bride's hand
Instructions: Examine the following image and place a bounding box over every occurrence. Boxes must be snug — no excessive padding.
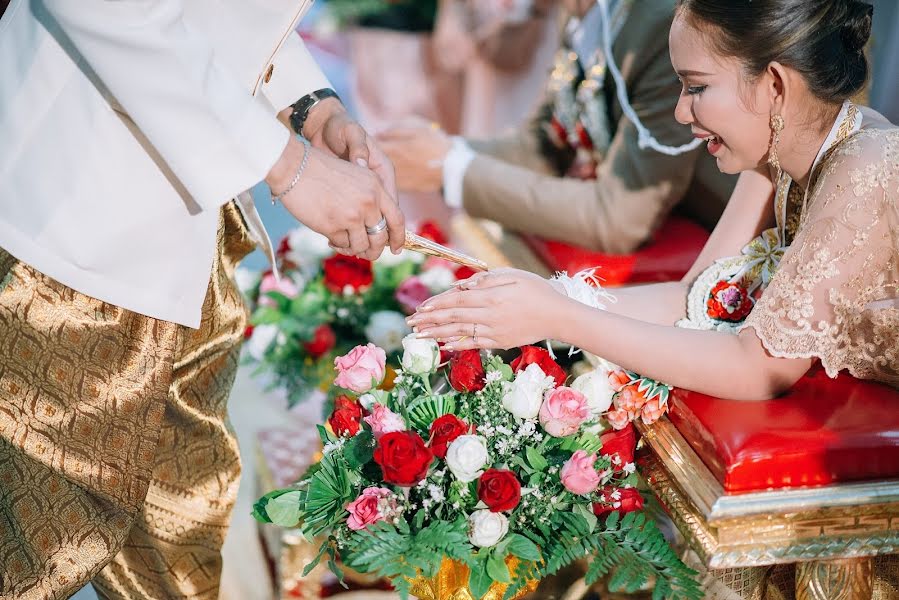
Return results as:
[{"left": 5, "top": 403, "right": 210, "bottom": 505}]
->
[{"left": 406, "top": 268, "right": 569, "bottom": 350}]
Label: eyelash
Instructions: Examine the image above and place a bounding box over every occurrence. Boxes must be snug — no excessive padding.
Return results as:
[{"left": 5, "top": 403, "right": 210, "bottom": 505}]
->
[{"left": 686, "top": 85, "right": 707, "bottom": 95}]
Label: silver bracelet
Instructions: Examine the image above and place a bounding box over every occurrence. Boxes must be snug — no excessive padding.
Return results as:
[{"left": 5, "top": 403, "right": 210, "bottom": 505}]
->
[{"left": 271, "top": 136, "right": 311, "bottom": 205}]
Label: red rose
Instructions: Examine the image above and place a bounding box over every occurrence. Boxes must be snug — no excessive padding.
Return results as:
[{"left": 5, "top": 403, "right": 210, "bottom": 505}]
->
[
  {"left": 438, "top": 342, "right": 454, "bottom": 365},
  {"left": 275, "top": 235, "right": 291, "bottom": 259},
  {"left": 477, "top": 469, "right": 521, "bottom": 512},
  {"left": 707, "top": 280, "right": 753, "bottom": 322},
  {"left": 454, "top": 265, "right": 477, "bottom": 281},
  {"left": 322, "top": 255, "right": 373, "bottom": 294},
  {"left": 449, "top": 350, "right": 486, "bottom": 392},
  {"left": 244, "top": 325, "right": 255, "bottom": 340},
  {"left": 373, "top": 431, "right": 434, "bottom": 486},
  {"left": 303, "top": 324, "right": 336, "bottom": 359},
  {"left": 511, "top": 346, "right": 566, "bottom": 388},
  {"left": 599, "top": 424, "right": 636, "bottom": 471},
  {"left": 593, "top": 488, "right": 644, "bottom": 517},
  {"left": 328, "top": 395, "right": 366, "bottom": 437},
  {"left": 428, "top": 414, "right": 470, "bottom": 459},
  {"left": 416, "top": 221, "right": 448, "bottom": 245}
]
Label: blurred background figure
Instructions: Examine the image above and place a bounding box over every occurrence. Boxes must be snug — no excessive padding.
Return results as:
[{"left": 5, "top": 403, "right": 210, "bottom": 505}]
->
[
  {"left": 379, "top": 0, "right": 737, "bottom": 255},
  {"left": 432, "top": 0, "right": 560, "bottom": 136}
]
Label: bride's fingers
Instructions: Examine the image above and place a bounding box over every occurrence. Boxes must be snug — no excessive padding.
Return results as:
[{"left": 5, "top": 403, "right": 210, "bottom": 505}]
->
[
  {"left": 412, "top": 313, "right": 489, "bottom": 341},
  {"left": 454, "top": 270, "right": 518, "bottom": 292}
]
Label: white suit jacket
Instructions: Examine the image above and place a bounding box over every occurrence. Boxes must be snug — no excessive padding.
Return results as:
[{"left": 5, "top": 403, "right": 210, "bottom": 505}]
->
[{"left": 0, "top": 0, "right": 329, "bottom": 327}]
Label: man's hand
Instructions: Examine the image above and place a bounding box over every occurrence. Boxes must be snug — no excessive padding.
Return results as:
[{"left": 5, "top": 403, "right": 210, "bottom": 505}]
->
[
  {"left": 266, "top": 136, "right": 405, "bottom": 260},
  {"left": 376, "top": 123, "right": 452, "bottom": 193},
  {"left": 295, "top": 98, "right": 398, "bottom": 200}
]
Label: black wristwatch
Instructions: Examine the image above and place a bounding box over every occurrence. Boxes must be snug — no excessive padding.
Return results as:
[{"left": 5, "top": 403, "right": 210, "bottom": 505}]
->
[{"left": 289, "top": 88, "right": 340, "bottom": 135}]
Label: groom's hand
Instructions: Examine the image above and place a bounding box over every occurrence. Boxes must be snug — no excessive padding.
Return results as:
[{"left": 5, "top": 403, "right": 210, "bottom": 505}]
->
[
  {"left": 297, "top": 98, "right": 398, "bottom": 201},
  {"left": 266, "top": 136, "right": 405, "bottom": 259}
]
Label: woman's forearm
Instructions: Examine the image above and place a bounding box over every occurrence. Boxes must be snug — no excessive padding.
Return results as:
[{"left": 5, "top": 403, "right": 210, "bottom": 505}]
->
[
  {"left": 553, "top": 297, "right": 808, "bottom": 400},
  {"left": 603, "top": 281, "right": 688, "bottom": 326}
]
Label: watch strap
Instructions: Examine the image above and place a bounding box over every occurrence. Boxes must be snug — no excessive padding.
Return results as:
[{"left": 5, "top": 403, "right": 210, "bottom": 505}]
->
[{"left": 289, "top": 88, "right": 340, "bottom": 134}]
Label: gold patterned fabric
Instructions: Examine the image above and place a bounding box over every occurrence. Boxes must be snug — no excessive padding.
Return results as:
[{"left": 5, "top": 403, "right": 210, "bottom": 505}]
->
[
  {"left": 0, "top": 201, "right": 255, "bottom": 599},
  {"left": 743, "top": 124, "right": 899, "bottom": 388}
]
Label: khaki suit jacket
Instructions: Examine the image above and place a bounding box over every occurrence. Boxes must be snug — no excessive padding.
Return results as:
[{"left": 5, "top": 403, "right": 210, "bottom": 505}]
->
[{"left": 462, "top": 0, "right": 735, "bottom": 253}]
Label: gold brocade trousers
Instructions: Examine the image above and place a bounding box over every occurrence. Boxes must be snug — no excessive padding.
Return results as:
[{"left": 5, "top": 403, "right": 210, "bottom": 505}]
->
[{"left": 0, "top": 202, "right": 255, "bottom": 600}]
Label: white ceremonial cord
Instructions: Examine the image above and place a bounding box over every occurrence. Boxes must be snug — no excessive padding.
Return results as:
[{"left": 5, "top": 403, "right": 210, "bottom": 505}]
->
[{"left": 596, "top": 0, "right": 702, "bottom": 156}]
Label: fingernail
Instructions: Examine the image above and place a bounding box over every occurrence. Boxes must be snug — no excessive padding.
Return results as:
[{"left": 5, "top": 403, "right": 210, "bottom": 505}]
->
[
  {"left": 443, "top": 344, "right": 454, "bottom": 352},
  {"left": 356, "top": 158, "right": 369, "bottom": 168},
  {"left": 420, "top": 305, "right": 433, "bottom": 312},
  {"left": 412, "top": 326, "right": 419, "bottom": 333},
  {"left": 416, "top": 331, "right": 430, "bottom": 338}
]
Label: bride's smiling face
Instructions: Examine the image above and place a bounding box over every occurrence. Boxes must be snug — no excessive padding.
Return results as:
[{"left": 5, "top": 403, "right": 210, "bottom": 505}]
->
[{"left": 668, "top": 14, "right": 774, "bottom": 174}]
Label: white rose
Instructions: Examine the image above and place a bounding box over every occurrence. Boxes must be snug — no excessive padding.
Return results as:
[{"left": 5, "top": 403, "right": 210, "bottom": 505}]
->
[
  {"left": 400, "top": 333, "right": 440, "bottom": 375},
  {"left": 445, "top": 435, "right": 489, "bottom": 483},
  {"left": 285, "top": 226, "right": 333, "bottom": 275},
  {"left": 501, "top": 363, "right": 555, "bottom": 420},
  {"left": 571, "top": 369, "right": 615, "bottom": 416},
  {"left": 358, "top": 390, "right": 388, "bottom": 411},
  {"left": 419, "top": 266, "right": 456, "bottom": 294},
  {"left": 246, "top": 324, "right": 279, "bottom": 361},
  {"left": 364, "top": 311, "right": 411, "bottom": 353},
  {"left": 468, "top": 510, "right": 509, "bottom": 548},
  {"left": 376, "top": 248, "right": 425, "bottom": 267},
  {"left": 234, "top": 267, "right": 261, "bottom": 298}
]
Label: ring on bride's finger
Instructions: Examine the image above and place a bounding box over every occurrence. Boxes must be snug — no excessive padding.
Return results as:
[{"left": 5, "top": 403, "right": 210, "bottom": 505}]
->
[
  {"left": 365, "top": 216, "right": 388, "bottom": 235},
  {"left": 473, "top": 323, "right": 478, "bottom": 345}
]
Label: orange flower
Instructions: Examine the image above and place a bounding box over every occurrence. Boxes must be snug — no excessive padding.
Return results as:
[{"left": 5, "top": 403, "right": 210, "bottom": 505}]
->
[
  {"left": 640, "top": 397, "right": 667, "bottom": 425},
  {"left": 606, "top": 409, "right": 631, "bottom": 431},
  {"left": 607, "top": 370, "right": 631, "bottom": 392},
  {"left": 614, "top": 384, "right": 648, "bottom": 414}
]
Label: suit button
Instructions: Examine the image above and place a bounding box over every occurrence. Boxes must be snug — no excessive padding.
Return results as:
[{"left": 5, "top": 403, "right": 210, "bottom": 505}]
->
[{"left": 264, "top": 64, "right": 275, "bottom": 83}]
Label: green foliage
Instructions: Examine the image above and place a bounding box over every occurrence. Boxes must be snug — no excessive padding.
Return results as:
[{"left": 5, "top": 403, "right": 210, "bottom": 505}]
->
[
  {"left": 405, "top": 393, "right": 458, "bottom": 434},
  {"left": 530, "top": 509, "right": 703, "bottom": 600},
  {"left": 252, "top": 489, "right": 297, "bottom": 524},
  {"left": 341, "top": 518, "right": 472, "bottom": 599},
  {"left": 299, "top": 453, "right": 355, "bottom": 539},
  {"left": 343, "top": 430, "right": 375, "bottom": 470}
]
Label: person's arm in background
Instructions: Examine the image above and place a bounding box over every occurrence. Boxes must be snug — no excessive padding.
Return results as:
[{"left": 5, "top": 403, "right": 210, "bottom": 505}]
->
[
  {"left": 42, "top": 0, "right": 403, "bottom": 256},
  {"left": 458, "top": 20, "right": 702, "bottom": 254}
]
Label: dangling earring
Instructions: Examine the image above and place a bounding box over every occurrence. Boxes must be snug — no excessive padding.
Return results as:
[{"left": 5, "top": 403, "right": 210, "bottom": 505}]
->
[{"left": 768, "top": 114, "right": 785, "bottom": 177}]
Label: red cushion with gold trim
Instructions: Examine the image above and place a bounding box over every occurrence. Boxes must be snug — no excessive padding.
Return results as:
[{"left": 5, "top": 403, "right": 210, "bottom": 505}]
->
[
  {"left": 521, "top": 216, "right": 708, "bottom": 285},
  {"left": 667, "top": 366, "right": 899, "bottom": 493}
]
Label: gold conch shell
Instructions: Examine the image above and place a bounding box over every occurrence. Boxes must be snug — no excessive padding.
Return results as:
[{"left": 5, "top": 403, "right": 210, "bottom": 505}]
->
[{"left": 403, "top": 231, "right": 488, "bottom": 272}]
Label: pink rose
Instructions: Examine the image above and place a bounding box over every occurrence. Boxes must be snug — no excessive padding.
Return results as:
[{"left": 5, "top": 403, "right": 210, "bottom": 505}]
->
[
  {"left": 395, "top": 276, "right": 432, "bottom": 315},
  {"left": 334, "top": 343, "right": 387, "bottom": 393},
  {"left": 346, "top": 487, "right": 395, "bottom": 531},
  {"left": 560, "top": 450, "right": 601, "bottom": 495},
  {"left": 364, "top": 403, "right": 407, "bottom": 439},
  {"left": 258, "top": 273, "right": 299, "bottom": 307},
  {"left": 606, "top": 409, "right": 631, "bottom": 431},
  {"left": 539, "top": 386, "right": 589, "bottom": 437}
]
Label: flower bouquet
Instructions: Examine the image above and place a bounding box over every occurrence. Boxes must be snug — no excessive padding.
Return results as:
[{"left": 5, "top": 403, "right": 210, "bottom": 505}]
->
[
  {"left": 241, "top": 222, "right": 476, "bottom": 405},
  {"left": 253, "top": 337, "right": 701, "bottom": 599}
]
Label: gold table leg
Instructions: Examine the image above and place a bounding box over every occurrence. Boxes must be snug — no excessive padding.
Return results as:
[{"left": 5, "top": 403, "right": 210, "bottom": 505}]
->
[{"left": 795, "top": 557, "right": 873, "bottom": 600}]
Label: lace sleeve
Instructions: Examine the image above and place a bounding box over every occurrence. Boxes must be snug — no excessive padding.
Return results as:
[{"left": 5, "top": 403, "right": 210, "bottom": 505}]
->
[{"left": 743, "top": 129, "right": 899, "bottom": 386}]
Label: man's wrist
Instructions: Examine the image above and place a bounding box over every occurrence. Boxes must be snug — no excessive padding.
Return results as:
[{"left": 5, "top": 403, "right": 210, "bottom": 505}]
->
[{"left": 291, "top": 90, "right": 342, "bottom": 137}]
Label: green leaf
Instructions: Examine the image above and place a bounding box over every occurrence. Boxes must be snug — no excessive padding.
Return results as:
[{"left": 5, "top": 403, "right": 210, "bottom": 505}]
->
[
  {"left": 525, "top": 446, "right": 548, "bottom": 472},
  {"left": 468, "top": 555, "right": 493, "bottom": 600},
  {"left": 486, "top": 550, "right": 511, "bottom": 584},
  {"left": 250, "top": 306, "right": 283, "bottom": 326},
  {"left": 573, "top": 503, "right": 598, "bottom": 534},
  {"left": 265, "top": 490, "right": 304, "bottom": 527},
  {"left": 251, "top": 489, "right": 296, "bottom": 524},
  {"left": 405, "top": 393, "right": 458, "bottom": 433},
  {"left": 505, "top": 534, "right": 542, "bottom": 562},
  {"left": 317, "top": 425, "right": 336, "bottom": 445},
  {"left": 344, "top": 430, "right": 375, "bottom": 469}
]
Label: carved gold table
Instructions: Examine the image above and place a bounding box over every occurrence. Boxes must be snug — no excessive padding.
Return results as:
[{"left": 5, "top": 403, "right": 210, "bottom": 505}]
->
[{"left": 636, "top": 370, "right": 899, "bottom": 600}]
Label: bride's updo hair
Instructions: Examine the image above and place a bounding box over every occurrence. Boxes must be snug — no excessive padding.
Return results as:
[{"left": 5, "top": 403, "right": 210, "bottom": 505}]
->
[{"left": 675, "top": 0, "right": 873, "bottom": 104}]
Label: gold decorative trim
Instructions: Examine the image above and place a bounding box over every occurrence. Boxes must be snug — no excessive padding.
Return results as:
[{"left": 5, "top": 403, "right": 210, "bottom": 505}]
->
[{"left": 637, "top": 418, "right": 899, "bottom": 569}]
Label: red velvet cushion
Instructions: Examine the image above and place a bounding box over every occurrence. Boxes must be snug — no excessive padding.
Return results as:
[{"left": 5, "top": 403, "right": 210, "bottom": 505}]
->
[
  {"left": 522, "top": 216, "right": 709, "bottom": 285},
  {"left": 668, "top": 367, "right": 899, "bottom": 493}
]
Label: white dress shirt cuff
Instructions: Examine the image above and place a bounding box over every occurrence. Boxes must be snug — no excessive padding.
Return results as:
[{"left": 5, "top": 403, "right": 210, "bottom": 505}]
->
[
  {"left": 442, "top": 137, "right": 477, "bottom": 209},
  {"left": 261, "top": 33, "right": 333, "bottom": 113}
]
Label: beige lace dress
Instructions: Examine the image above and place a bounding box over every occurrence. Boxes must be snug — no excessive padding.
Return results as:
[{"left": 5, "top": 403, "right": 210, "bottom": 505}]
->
[{"left": 685, "top": 107, "right": 899, "bottom": 598}]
